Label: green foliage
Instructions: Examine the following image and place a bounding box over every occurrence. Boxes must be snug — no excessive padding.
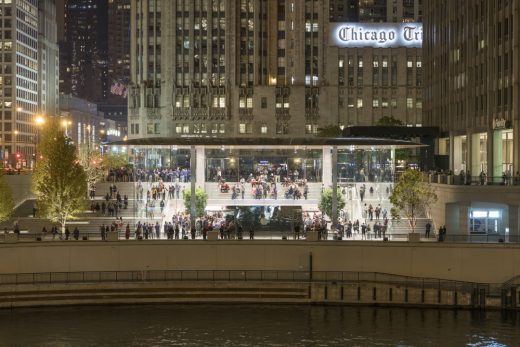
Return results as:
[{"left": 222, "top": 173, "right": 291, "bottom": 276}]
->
[
  {"left": 183, "top": 187, "right": 208, "bottom": 217},
  {"left": 376, "top": 116, "right": 404, "bottom": 126},
  {"left": 103, "top": 152, "right": 129, "bottom": 169},
  {"left": 78, "top": 144, "right": 104, "bottom": 192},
  {"left": 390, "top": 170, "right": 437, "bottom": 233},
  {"left": 318, "top": 187, "right": 346, "bottom": 219},
  {"left": 0, "top": 168, "right": 14, "bottom": 222},
  {"left": 317, "top": 125, "right": 343, "bottom": 137},
  {"left": 32, "top": 118, "right": 87, "bottom": 232}
]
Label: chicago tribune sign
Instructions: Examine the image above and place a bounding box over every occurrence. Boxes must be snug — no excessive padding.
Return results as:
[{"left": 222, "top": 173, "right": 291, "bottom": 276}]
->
[{"left": 331, "top": 23, "right": 423, "bottom": 48}]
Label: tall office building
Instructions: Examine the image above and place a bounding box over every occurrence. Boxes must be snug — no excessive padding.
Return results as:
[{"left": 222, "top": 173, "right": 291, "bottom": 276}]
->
[
  {"left": 107, "top": 0, "right": 130, "bottom": 105},
  {"left": 38, "top": 0, "right": 59, "bottom": 116},
  {"left": 97, "top": 0, "right": 131, "bottom": 141},
  {"left": 59, "top": 0, "right": 109, "bottom": 103},
  {"left": 0, "top": 0, "right": 39, "bottom": 166},
  {"left": 128, "top": 0, "right": 422, "bottom": 140},
  {"left": 330, "top": 0, "right": 422, "bottom": 23},
  {"left": 423, "top": 0, "right": 520, "bottom": 177}
]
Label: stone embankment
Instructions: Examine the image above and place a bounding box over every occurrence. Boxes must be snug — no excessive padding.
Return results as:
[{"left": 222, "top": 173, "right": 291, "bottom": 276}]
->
[{"left": 0, "top": 241, "right": 518, "bottom": 310}]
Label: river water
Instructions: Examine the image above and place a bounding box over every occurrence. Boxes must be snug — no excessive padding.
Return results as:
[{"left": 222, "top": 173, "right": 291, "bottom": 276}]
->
[{"left": 0, "top": 305, "right": 519, "bottom": 346}]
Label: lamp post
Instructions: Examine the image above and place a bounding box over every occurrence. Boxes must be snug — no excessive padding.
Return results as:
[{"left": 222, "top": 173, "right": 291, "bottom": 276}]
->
[{"left": 61, "top": 119, "right": 72, "bottom": 138}]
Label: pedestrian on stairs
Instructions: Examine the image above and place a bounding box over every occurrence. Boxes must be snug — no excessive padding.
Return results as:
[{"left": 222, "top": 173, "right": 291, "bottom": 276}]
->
[{"left": 425, "top": 222, "right": 431, "bottom": 238}]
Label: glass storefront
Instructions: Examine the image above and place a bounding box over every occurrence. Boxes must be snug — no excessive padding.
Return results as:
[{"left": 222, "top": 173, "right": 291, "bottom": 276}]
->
[
  {"left": 205, "top": 149, "right": 323, "bottom": 183},
  {"left": 132, "top": 147, "right": 191, "bottom": 169},
  {"left": 469, "top": 208, "right": 503, "bottom": 234},
  {"left": 493, "top": 129, "right": 513, "bottom": 177},
  {"left": 453, "top": 135, "right": 467, "bottom": 174},
  {"left": 129, "top": 146, "right": 396, "bottom": 183},
  {"left": 471, "top": 133, "right": 487, "bottom": 175},
  {"left": 337, "top": 149, "right": 393, "bottom": 182}
]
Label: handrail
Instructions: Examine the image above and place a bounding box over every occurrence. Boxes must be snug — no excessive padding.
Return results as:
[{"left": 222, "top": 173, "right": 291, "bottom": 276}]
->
[
  {"left": 0, "top": 270, "right": 489, "bottom": 292},
  {"left": 0, "top": 232, "right": 446, "bottom": 242}
]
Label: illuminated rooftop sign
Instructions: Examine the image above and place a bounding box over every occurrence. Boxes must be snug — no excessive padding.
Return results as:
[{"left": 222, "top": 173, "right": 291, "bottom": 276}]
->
[{"left": 331, "top": 23, "right": 423, "bottom": 48}]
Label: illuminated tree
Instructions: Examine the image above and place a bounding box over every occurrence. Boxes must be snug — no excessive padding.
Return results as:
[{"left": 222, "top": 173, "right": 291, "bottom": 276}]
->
[
  {"left": 183, "top": 187, "right": 208, "bottom": 217},
  {"left": 390, "top": 169, "right": 437, "bottom": 233},
  {"left": 318, "top": 188, "right": 346, "bottom": 220},
  {"left": 78, "top": 144, "right": 104, "bottom": 194},
  {"left": 0, "top": 166, "right": 14, "bottom": 222},
  {"left": 32, "top": 118, "right": 87, "bottom": 233}
]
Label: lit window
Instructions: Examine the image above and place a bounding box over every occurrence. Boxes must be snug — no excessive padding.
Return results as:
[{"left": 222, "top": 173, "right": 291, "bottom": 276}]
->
[
  {"left": 407, "top": 98, "right": 414, "bottom": 108},
  {"left": 260, "top": 124, "right": 268, "bottom": 134},
  {"left": 372, "top": 99, "right": 379, "bottom": 108}
]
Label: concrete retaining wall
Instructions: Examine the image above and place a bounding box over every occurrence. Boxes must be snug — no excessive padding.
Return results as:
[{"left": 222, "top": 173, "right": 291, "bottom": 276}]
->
[
  {"left": 1, "top": 241, "right": 520, "bottom": 284},
  {"left": 4, "top": 174, "right": 33, "bottom": 207},
  {"left": 430, "top": 183, "right": 520, "bottom": 239}
]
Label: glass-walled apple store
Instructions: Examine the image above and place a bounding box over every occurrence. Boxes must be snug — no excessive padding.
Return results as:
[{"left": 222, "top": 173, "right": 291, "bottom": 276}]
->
[
  {"left": 337, "top": 148, "right": 394, "bottom": 183},
  {"left": 129, "top": 146, "right": 396, "bottom": 183},
  {"left": 205, "top": 148, "right": 323, "bottom": 183}
]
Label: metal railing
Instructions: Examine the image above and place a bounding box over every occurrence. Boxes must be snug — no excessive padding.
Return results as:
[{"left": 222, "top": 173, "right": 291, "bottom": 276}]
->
[
  {"left": 428, "top": 173, "right": 520, "bottom": 186},
  {"left": 0, "top": 231, "right": 514, "bottom": 243},
  {"left": 0, "top": 231, "right": 440, "bottom": 242},
  {"left": 443, "top": 234, "right": 512, "bottom": 243},
  {"left": 0, "top": 270, "right": 488, "bottom": 293}
]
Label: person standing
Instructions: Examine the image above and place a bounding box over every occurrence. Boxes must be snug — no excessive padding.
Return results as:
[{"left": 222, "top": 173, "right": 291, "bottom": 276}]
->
[
  {"left": 294, "top": 223, "right": 300, "bottom": 240},
  {"left": 125, "top": 224, "right": 130, "bottom": 240},
  {"left": 155, "top": 222, "right": 161, "bottom": 239},
  {"left": 425, "top": 222, "right": 431, "bottom": 238}
]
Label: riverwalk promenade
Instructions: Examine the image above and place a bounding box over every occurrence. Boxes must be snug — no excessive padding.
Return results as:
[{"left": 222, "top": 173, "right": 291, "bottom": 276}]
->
[{"left": 0, "top": 241, "right": 519, "bottom": 310}]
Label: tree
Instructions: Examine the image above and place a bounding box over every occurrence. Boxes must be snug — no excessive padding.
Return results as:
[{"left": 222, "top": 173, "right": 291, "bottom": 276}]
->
[
  {"left": 389, "top": 169, "right": 437, "bottom": 233},
  {"left": 103, "top": 152, "right": 129, "bottom": 170},
  {"left": 317, "top": 125, "right": 343, "bottom": 137},
  {"left": 78, "top": 144, "right": 104, "bottom": 194},
  {"left": 318, "top": 187, "right": 346, "bottom": 220},
  {"left": 183, "top": 187, "right": 208, "bottom": 217},
  {"left": 376, "top": 116, "right": 404, "bottom": 126},
  {"left": 32, "top": 118, "right": 87, "bottom": 233},
  {"left": 0, "top": 168, "right": 14, "bottom": 222}
]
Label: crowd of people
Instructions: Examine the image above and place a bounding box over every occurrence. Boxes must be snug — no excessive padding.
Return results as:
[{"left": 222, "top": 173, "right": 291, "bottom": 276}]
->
[
  {"left": 209, "top": 165, "right": 321, "bottom": 183},
  {"left": 220, "top": 174, "right": 310, "bottom": 201},
  {"left": 129, "top": 212, "right": 257, "bottom": 241},
  {"left": 301, "top": 211, "right": 391, "bottom": 241},
  {"left": 89, "top": 184, "right": 129, "bottom": 217},
  {"left": 106, "top": 167, "right": 192, "bottom": 183}
]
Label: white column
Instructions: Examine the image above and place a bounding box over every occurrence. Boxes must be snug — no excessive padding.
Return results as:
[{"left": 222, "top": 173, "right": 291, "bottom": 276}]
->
[
  {"left": 322, "top": 147, "right": 332, "bottom": 187},
  {"left": 196, "top": 146, "right": 205, "bottom": 189}
]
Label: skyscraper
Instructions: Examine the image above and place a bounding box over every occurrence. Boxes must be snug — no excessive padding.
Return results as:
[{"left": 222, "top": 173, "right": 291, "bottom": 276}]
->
[
  {"left": 423, "top": 0, "right": 520, "bottom": 177},
  {"left": 107, "top": 0, "right": 130, "bottom": 105},
  {"left": 38, "top": 0, "right": 59, "bottom": 116},
  {"left": 0, "top": 0, "right": 39, "bottom": 166},
  {"left": 59, "top": 0, "right": 109, "bottom": 103},
  {"left": 330, "top": 0, "right": 422, "bottom": 23},
  {"left": 128, "top": 0, "right": 422, "bottom": 140}
]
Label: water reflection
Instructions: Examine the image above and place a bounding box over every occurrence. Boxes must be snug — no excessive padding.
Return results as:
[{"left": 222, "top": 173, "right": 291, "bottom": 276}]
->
[{"left": 0, "top": 305, "right": 518, "bottom": 346}]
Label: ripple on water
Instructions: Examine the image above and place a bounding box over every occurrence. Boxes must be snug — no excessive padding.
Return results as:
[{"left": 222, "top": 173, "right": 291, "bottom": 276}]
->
[{"left": 0, "top": 305, "right": 518, "bottom": 347}]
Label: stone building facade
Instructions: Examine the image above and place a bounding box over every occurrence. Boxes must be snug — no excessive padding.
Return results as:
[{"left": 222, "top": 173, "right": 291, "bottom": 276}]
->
[
  {"left": 423, "top": 0, "right": 520, "bottom": 178},
  {"left": 0, "top": 0, "right": 39, "bottom": 167},
  {"left": 128, "top": 0, "right": 422, "bottom": 140}
]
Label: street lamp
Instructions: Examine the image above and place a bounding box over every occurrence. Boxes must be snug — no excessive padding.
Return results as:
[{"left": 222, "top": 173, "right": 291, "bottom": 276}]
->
[{"left": 61, "top": 119, "right": 72, "bottom": 137}]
